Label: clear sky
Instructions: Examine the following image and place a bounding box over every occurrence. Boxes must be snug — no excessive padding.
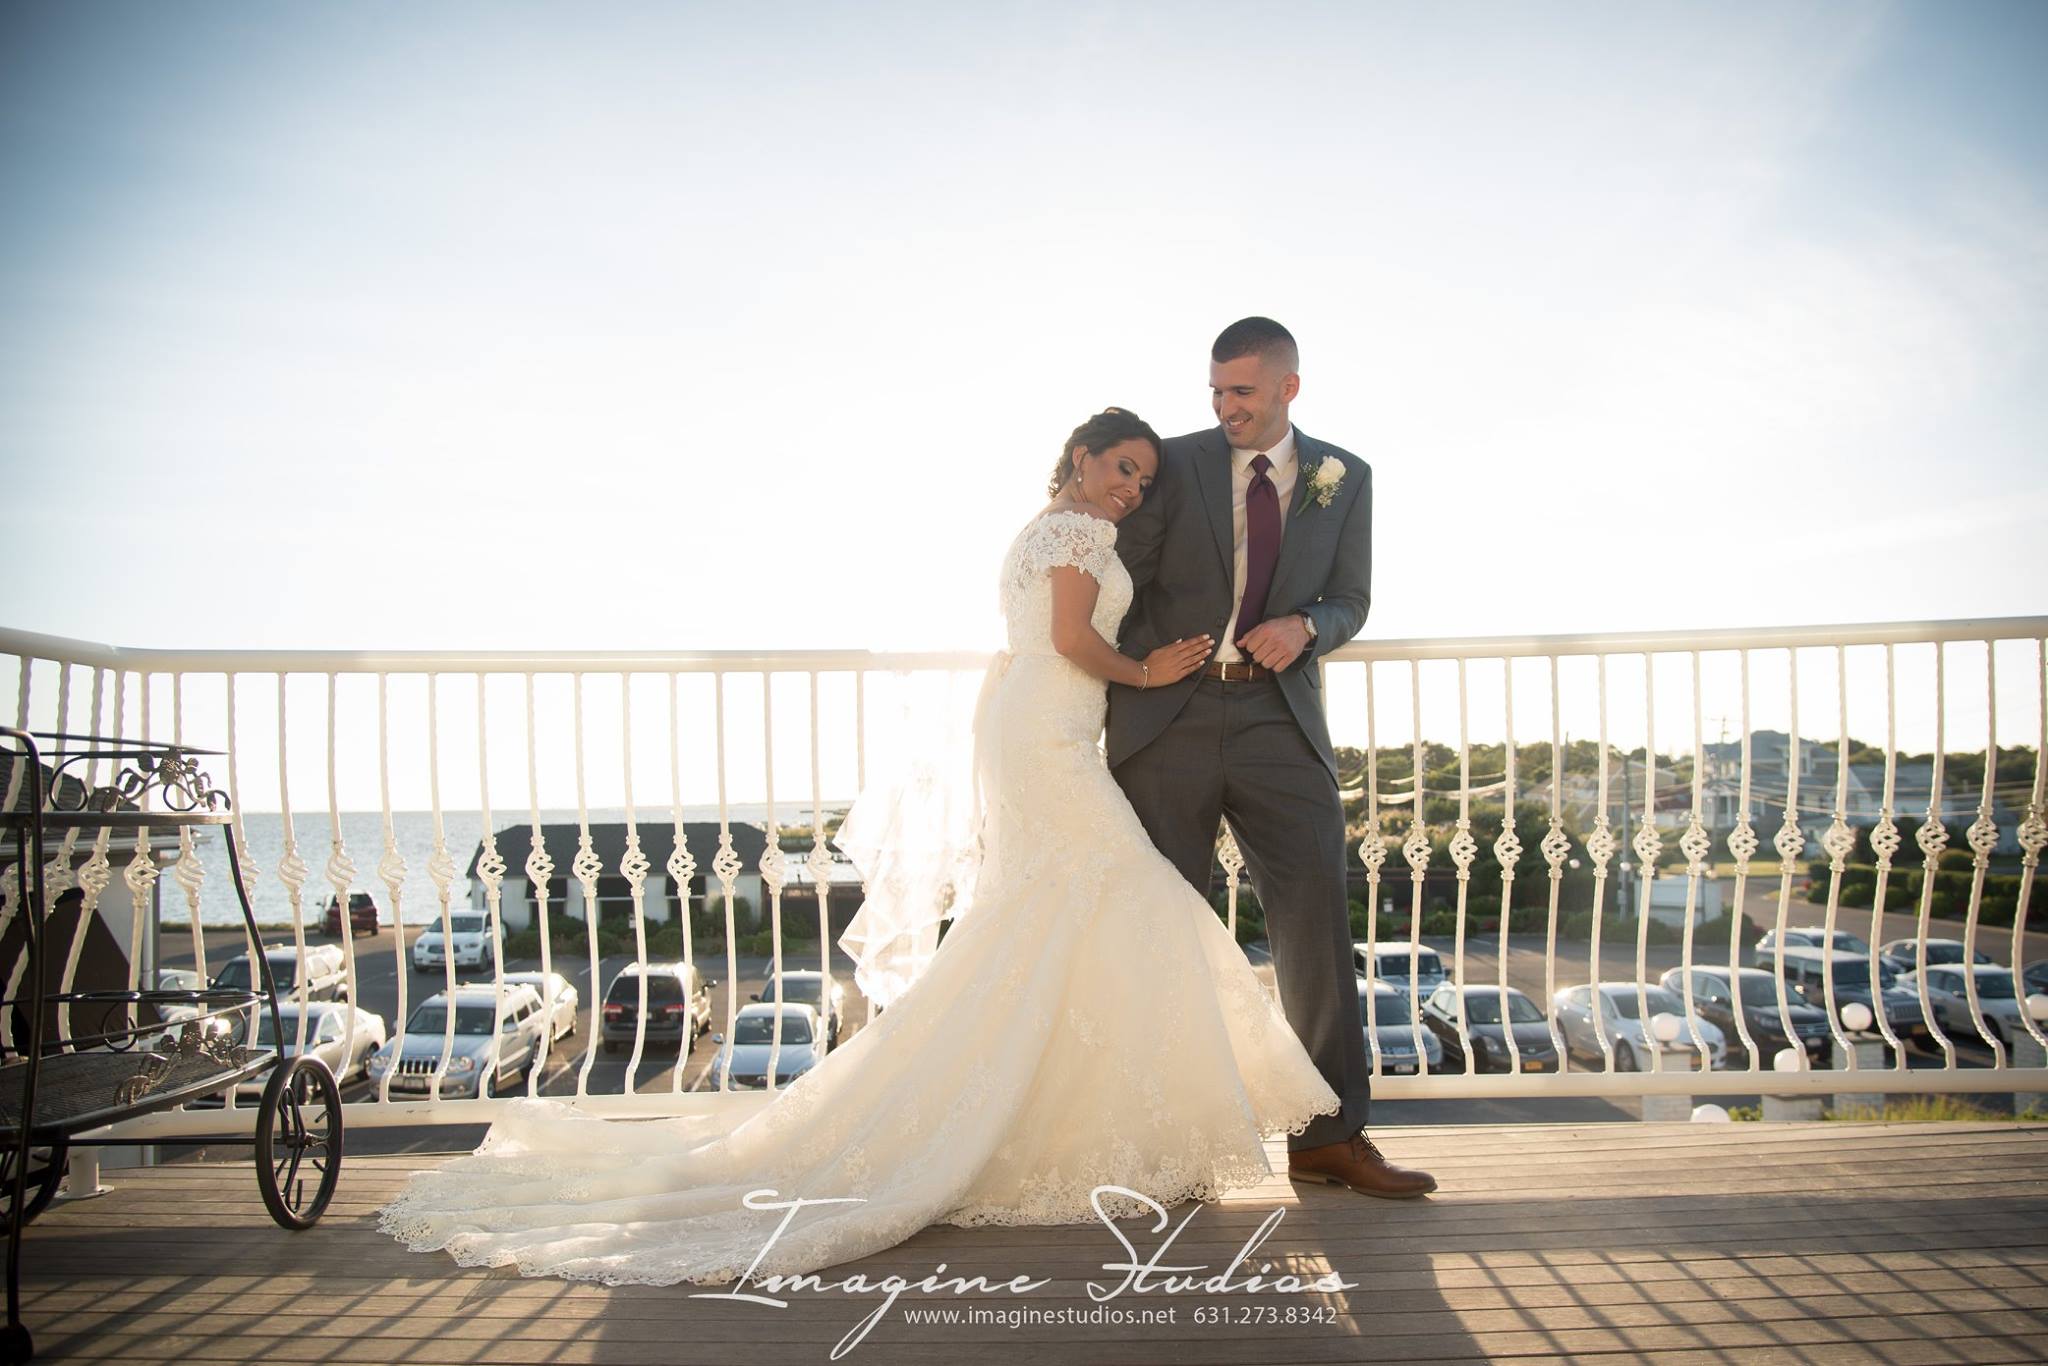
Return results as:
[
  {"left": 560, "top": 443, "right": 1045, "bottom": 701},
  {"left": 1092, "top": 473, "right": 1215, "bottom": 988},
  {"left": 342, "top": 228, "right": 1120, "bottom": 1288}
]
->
[{"left": 3, "top": 0, "right": 2043, "bottom": 659}]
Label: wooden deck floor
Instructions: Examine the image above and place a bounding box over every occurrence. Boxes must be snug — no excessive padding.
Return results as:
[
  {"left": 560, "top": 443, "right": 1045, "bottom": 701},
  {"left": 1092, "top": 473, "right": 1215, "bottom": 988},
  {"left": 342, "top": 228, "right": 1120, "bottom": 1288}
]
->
[{"left": 20, "top": 1122, "right": 2048, "bottom": 1365}]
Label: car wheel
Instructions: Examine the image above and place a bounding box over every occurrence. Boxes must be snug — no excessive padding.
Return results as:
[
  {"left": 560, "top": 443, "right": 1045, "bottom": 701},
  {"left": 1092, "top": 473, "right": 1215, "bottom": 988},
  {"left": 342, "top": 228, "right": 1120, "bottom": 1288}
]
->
[{"left": 1614, "top": 1042, "right": 1638, "bottom": 1072}]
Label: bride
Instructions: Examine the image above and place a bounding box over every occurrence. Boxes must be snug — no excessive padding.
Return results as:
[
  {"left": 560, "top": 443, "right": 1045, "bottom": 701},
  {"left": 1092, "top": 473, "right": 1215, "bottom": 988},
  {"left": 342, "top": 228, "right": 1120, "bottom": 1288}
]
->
[{"left": 381, "top": 408, "right": 1353, "bottom": 1286}]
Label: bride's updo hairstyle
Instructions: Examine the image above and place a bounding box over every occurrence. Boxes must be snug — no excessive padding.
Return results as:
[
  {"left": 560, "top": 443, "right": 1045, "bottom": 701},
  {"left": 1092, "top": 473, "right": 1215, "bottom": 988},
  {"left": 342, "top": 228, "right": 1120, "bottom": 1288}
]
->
[{"left": 1047, "top": 407, "right": 1164, "bottom": 498}]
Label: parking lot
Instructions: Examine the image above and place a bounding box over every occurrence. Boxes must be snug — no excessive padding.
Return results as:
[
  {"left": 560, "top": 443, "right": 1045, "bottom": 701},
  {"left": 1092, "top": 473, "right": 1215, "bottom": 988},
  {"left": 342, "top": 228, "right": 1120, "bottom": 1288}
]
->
[
  {"left": 154, "top": 922, "right": 875, "bottom": 1152},
  {"left": 151, "top": 885, "right": 2037, "bottom": 1154}
]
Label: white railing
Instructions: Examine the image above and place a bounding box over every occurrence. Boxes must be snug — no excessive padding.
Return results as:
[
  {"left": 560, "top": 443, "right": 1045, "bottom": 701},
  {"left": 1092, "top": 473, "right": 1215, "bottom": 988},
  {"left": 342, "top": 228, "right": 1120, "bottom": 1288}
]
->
[{"left": 0, "top": 617, "right": 2042, "bottom": 1143}]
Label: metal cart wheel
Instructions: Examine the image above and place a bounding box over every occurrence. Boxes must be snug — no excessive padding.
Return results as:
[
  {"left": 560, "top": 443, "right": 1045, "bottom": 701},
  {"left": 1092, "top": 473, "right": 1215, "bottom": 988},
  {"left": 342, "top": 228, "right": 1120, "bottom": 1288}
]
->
[
  {"left": 254, "top": 1055, "right": 343, "bottom": 1231},
  {"left": 0, "top": 1139, "right": 66, "bottom": 1229}
]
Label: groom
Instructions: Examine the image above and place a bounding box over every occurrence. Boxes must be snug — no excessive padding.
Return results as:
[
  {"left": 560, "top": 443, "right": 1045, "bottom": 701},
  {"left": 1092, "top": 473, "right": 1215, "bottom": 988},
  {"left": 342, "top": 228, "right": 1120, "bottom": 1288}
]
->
[{"left": 1108, "top": 317, "right": 1435, "bottom": 1199}]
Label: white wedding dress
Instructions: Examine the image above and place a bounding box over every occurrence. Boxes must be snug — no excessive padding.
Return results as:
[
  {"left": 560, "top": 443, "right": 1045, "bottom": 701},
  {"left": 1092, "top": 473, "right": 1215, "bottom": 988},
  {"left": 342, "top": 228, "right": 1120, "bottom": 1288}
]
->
[{"left": 380, "top": 509, "right": 1341, "bottom": 1285}]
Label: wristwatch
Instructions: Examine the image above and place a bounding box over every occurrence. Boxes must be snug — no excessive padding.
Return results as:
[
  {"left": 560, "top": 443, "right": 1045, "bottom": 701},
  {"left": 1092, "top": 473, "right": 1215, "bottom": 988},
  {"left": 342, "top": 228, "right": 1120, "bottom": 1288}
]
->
[{"left": 1298, "top": 611, "right": 1317, "bottom": 640}]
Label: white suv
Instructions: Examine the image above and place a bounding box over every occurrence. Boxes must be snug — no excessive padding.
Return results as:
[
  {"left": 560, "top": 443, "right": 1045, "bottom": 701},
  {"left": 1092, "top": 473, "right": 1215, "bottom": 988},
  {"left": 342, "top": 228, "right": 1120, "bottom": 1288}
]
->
[{"left": 412, "top": 910, "right": 499, "bottom": 976}]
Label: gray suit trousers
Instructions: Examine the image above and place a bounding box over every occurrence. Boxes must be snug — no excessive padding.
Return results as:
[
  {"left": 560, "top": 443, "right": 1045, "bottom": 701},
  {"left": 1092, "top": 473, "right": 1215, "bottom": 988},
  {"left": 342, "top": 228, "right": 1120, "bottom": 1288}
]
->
[{"left": 1111, "top": 674, "right": 1371, "bottom": 1150}]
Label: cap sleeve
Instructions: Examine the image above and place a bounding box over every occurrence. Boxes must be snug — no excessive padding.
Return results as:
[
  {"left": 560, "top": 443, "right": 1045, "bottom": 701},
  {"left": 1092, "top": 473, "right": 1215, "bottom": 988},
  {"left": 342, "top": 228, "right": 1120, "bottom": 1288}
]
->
[{"left": 1018, "top": 511, "right": 1120, "bottom": 586}]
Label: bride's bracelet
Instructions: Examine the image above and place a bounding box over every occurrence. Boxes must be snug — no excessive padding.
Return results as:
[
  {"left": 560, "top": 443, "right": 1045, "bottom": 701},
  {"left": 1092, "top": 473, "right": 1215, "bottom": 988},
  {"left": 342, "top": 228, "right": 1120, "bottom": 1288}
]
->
[{"left": 1140, "top": 663, "right": 1150, "bottom": 690}]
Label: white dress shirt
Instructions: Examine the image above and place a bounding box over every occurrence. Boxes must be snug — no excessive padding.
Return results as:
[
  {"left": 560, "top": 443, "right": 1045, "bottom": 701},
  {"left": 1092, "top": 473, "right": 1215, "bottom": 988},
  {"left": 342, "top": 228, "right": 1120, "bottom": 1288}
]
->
[{"left": 1216, "top": 426, "right": 1298, "bottom": 663}]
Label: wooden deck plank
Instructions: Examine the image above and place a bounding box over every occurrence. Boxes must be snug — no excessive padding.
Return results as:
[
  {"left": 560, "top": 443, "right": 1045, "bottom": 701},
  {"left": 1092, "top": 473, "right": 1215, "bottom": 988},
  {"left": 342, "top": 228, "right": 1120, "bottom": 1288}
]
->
[{"left": 19, "top": 1123, "right": 2048, "bottom": 1365}]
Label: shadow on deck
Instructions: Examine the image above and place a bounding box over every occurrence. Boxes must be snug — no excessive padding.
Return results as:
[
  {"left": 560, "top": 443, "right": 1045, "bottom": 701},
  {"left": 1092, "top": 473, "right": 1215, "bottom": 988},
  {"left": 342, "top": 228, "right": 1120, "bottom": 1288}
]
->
[{"left": 22, "top": 1122, "right": 2048, "bottom": 1364}]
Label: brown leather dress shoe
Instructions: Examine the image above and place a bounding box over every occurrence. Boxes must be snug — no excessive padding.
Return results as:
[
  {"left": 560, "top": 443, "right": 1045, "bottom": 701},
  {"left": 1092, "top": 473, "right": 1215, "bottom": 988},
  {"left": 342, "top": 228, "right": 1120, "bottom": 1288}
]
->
[{"left": 1288, "top": 1131, "right": 1437, "bottom": 1199}]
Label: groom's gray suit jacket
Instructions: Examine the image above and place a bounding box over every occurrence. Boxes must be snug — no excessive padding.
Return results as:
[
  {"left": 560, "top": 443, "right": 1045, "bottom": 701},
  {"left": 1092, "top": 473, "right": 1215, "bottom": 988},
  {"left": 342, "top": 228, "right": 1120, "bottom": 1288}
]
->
[{"left": 1107, "top": 426, "right": 1373, "bottom": 781}]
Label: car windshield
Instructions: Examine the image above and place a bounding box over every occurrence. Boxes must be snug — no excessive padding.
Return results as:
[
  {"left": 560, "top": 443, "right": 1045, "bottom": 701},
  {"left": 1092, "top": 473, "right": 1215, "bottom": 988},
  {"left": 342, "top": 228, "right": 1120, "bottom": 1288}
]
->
[
  {"left": 608, "top": 975, "right": 683, "bottom": 1004},
  {"left": 1974, "top": 971, "right": 2016, "bottom": 1000},
  {"left": 213, "top": 960, "right": 294, "bottom": 990},
  {"left": 1380, "top": 952, "right": 1441, "bottom": 979},
  {"left": 256, "top": 1014, "right": 336, "bottom": 1046},
  {"left": 1361, "top": 993, "right": 1412, "bottom": 1027},
  {"left": 732, "top": 1013, "right": 812, "bottom": 1046},
  {"left": 1831, "top": 962, "right": 1897, "bottom": 989},
  {"left": 765, "top": 977, "right": 823, "bottom": 1004},
  {"left": 1829, "top": 933, "right": 1871, "bottom": 954},
  {"left": 1463, "top": 991, "right": 1543, "bottom": 1025},
  {"left": 1609, "top": 987, "right": 1685, "bottom": 1020},
  {"left": 448, "top": 914, "right": 486, "bottom": 934},
  {"left": 406, "top": 1004, "right": 498, "bottom": 1035}
]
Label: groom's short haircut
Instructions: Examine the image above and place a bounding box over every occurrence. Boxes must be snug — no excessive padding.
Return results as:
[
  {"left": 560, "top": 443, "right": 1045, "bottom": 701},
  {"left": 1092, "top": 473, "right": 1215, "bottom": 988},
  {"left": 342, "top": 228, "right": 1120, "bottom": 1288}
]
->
[{"left": 1212, "top": 317, "right": 1298, "bottom": 374}]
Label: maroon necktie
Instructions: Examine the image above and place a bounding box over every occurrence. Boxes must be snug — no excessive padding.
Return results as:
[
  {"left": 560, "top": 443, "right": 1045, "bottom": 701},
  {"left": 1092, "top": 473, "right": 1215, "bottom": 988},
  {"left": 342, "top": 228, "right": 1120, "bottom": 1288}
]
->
[{"left": 1237, "top": 452, "right": 1280, "bottom": 641}]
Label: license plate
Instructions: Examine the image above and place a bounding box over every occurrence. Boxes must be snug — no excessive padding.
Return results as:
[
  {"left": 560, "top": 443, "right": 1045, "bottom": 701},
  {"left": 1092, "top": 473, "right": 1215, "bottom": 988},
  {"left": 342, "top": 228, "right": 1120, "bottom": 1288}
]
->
[
  {"left": 388, "top": 1076, "right": 431, "bottom": 1093},
  {"left": 1386, "top": 1062, "right": 1416, "bottom": 1075},
  {"left": 1522, "top": 1059, "right": 1545, "bottom": 1071}
]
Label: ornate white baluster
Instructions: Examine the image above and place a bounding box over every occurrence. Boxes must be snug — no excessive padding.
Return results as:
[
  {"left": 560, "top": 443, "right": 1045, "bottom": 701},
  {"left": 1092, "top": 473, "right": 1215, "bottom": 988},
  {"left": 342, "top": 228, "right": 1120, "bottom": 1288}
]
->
[
  {"left": 1630, "top": 654, "right": 1662, "bottom": 1074},
  {"left": 475, "top": 674, "right": 513, "bottom": 1092},
  {"left": 1218, "top": 821, "right": 1244, "bottom": 942},
  {"left": 710, "top": 674, "right": 743, "bottom": 1085},
  {"left": 322, "top": 673, "right": 356, "bottom": 1062},
  {"left": 524, "top": 671, "right": 557, "bottom": 1089},
  {"left": 1818, "top": 646, "right": 1858, "bottom": 1070},
  {"left": 667, "top": 671, "right": 697, "bottom": 1094},
  {"left": 759, "top": 674, "right": 790, "bottom": 1091},
  {"left": 375, "top": 673, "right": 409, "bottom": 1105},
  {"left": 523, "top": 673, "right": 557, "bottom": 1097},
  {"left": 48, "top": 663, "right": 89, "bottom": 1045},
  {"left": 1957, "top": 648, "right": 2005, "bottom": 1064},
  {"left": 569, "top": 673, "right": 603, "bottom": 1099},
  {"left": 1358, "top": 661, "right": 1386, "bottom": 1067},
  {"left": 1766, "top": 653, "right": 1808, "bottom": 1069},
  {"left": 275, "top": 675, "right": 312, "bottom": 1029},
  {"left": 1540, "top": 655, "right": 1571, "bottom": 1069},
  {"left": 2012, "top": 639, "right": 2047, "bottom": 1055},
  {"left": 807, "top": 670, "right": 834, "bottom": 1060},
  {"left": 1725, "top": 650, "right": 1764, "bottom": 1071},
  {"left": 1447, "top": 658, "right": 1477, "bottom": 1073},
  {"left": 1675, "top": 653, "right": 1714, "bottom": 1071},
  {"left": 1866, "top": 645, "right": 1908, "bottom": 1066},
  {"left": 1913, "top": 647, "right": 1956, "bottom": 1065},
  {"left": 220, "top": 672, "right": 260, "bottom": 1108},
  {"left": 125, "top": 673, "right": 158, "bottom": 995},
  {"left": 1402, "top": 660, "right": 1431, "bottom": 1025},
  {"left": 1495, "top": 660, "right": 1523, "bottom": 1074},
  {"left": 427, "top": 674, "right": 461, "bottom": 1102},
  {"left": 620, "top": 674, "right": 653, "bottom": 1086},
  {"left": 1584, "top": 656, "right": 1616, "bottom": 1070}
]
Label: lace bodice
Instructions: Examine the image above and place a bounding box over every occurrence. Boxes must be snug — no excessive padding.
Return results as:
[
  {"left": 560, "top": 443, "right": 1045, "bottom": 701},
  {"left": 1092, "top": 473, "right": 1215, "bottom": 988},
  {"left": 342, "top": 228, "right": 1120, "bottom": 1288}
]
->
[{"left": 998, "top": 510, "right": 1131, "bottom": 655}]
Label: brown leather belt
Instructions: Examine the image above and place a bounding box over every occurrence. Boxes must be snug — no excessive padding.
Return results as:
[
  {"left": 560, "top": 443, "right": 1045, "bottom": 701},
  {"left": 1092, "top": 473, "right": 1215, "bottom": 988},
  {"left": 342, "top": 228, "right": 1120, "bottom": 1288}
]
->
[{"left": 1201, "top": 659, "right": 1271, "bottom": 682}]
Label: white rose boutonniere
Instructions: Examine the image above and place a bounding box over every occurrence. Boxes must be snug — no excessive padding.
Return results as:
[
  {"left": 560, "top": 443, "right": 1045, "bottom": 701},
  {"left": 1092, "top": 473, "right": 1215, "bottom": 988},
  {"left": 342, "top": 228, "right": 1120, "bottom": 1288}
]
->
[{"left": 1305, "top": 454, "right": 1345, "bottom": 509}]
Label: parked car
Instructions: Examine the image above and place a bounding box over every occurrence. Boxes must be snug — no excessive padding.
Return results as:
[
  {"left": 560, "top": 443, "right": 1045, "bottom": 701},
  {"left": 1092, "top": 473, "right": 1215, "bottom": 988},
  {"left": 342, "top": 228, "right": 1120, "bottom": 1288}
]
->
[
  {"left": 2026, "top": 960, "right": 2048, "bottom": 998},
  {"left": 322, "top": 891, "right": 382, "bottom": 937},
  {"left": 1355, "top": 943, "right": 1446, "bottom": 996},
  {"left": 1553, "top": 983, "right": 1727, "bottom": 1070},
  {"left": 1754, "top": 928, "right": 1905, "bottom": 974},
  {"left": 366, "top": 984, "right": 547, "bottom": 1099},
  {"left": 754, "top": 969, "right": 847, "bottom": 1046},
  {"left": 228, "top": 1002, "right": 388, "bottom": 1101},
  {"left": 1419, "top": 983, "right": 1560, "bottom": 1074},
  {"left": 1356, "top": 977, "right": 1442, "bottom": 1075},
  {"left": 1775, "top": 947, "right": 1929, "bottom": 1040},
  {"left": 411, "top": 910, "right": 498, "bottom": 976},
  {"left": 602, "top": 962, "right": 713, "bottom": 1055},
  {"left": 1895, "top": 965, "right": 2029, "bottom": 1049},
  {"left": 147, "top": 968, "right": 237, "bottom": 1046},
  {"left": 1879, "top": 937, "right": 1994, "bottom": 970},
  {"left": 501, "top": 970, "right": 579, "bottom": 1042},
  {"left": 211, "top": 943, "right": 349, "bottom": 1002},
  {"left": 706, "top": 1003, "right": 825, "bottom": 1090},
  {"left": 1658, "top": 965, "right": 1831, "bottom": 1063}
]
